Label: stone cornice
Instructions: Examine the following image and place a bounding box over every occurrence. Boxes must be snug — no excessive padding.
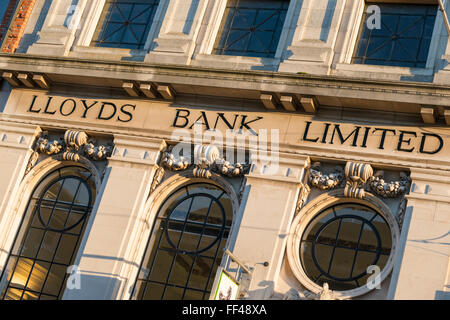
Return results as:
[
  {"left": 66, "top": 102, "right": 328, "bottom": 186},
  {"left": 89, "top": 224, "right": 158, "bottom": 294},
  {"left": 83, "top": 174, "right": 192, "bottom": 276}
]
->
[{"left": 1, "top": 53, "right": 450, "bottom": 108}]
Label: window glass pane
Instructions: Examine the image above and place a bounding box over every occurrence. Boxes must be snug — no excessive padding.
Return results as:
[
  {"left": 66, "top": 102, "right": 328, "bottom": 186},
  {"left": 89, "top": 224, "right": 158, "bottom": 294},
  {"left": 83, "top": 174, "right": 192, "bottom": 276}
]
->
[
  {"left": 0, "top": 167, "right": 96, "bottom": 300},
  {"left": 214, "top": 0, "right": 289, "bottom": 58},
  {"left": 19, "top": 228, "right": 45, "bottom": 258},
  {"left": 352, "top": 4, "right": 437, "bottom": 68},
  {"left": 42, "top": 264, "right": 67, "bottom": 296},
  {"left": 134, "top": 183, "right": 233, "bottom": 300},
  {"left": 26, "top": 261, "right": 50, "bottom": 293},
  {"left": 91, "top": 0, "right": 160, "bottom": 50}
]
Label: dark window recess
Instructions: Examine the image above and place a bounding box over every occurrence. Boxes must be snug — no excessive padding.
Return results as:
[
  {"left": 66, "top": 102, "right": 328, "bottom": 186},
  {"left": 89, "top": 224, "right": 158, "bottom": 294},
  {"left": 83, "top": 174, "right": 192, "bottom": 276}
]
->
[
  {"left": 214, "top": 0, "right": 289, "bottom": 58},
  {"left": 91, "top": 0, "right": 160, "bottom": 49},
  {"left": 132, "top": 183, "right": 233, "bottom": 300},
  {"left": 352, "top": 4, "right": 437, "bottom": 68},
  {"left": 0, "top": 167, "right": 96, "bottom": 300},
  {"left": 300, "top": 203, "right": 392, "bottom": 291}
]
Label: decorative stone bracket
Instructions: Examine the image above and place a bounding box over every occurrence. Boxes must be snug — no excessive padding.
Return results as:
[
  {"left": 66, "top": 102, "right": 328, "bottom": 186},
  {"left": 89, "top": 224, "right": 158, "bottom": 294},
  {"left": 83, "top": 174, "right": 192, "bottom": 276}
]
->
[
  {"left": 308, "top": 162, "right": 411, "bottom": 199},
  {"left": 26, "top": 130, "right": 113, "bottom": 174},
  {"left": 343, "top": 162, "right": 373, "bottom": 199},
  {"left": 160, "top": 144, "right": 250, "bottom": 179}
]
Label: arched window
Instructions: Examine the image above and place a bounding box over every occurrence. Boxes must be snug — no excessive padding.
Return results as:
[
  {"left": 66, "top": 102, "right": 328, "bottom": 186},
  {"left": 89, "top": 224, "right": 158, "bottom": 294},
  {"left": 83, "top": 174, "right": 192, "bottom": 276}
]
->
[
  {"left": 0, "top": 166, "right": 96, "bottom": 300},
  {"left": 133, "top": 183, "right": 233, "bottom": 300},
  {"left": 300, "top": 203, "right": 392, "bottom": 291}
]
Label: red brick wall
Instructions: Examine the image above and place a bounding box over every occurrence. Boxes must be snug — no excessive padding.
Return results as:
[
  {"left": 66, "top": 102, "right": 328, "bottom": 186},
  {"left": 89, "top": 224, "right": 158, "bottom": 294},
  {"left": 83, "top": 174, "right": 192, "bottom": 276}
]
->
[{"left": 1, "top": 0, "right": 36, "bottom": 53}]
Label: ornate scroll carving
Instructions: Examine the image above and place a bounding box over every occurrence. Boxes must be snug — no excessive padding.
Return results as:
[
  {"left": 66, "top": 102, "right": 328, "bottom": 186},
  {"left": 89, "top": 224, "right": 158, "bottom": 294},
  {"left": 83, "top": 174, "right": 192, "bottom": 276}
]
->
[
  {"left": 295, "top": 183, "right": 311, "bottom": 215},
  {"left": 25, "top": 150, "right": 40, "bottom": 176},
  {"left": 160, "top": 144, "right": 250, "bottom": 179},
  {"left": 343, "top": 162, "right": 373, "bottom": 199},
  {"left": 396, "top": 197, "right": 408, "bottom": 229},
  {"left": 238, "top": 177, "right": 247, "bottom": 202},
  {"left": 368, "top": 171, "right": 411, "bottom": 198},
  {"left": 308, "top": 162, "right": 344, "bottom": 190},
  {"left": 26, "top": 130, "right": 113, "bottom": 174},
  {"left": 150, "top": 166, "right": 165, "bottom": 193}
]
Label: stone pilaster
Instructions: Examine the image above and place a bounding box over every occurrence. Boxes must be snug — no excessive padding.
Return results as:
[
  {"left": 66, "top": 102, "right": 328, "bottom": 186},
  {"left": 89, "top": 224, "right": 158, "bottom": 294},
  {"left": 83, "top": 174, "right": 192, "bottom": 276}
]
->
[
  {"left": 230, "top": 152, "right": 310, "bottom": 300},
  {"left": 388, "top": 168, "right": 450, "bottom": 300},
  {"left": 0, "top": 120, "right": 40, "bottom": 223},
  {"left": 27, "top": 0, "right": 88, "bottom": 56},
  {"left": 145, "top": 0, "right": 210, "bottom": 65},
  {"left": 63, "top": 135, "right": 166, "bottom": 300},
  {"left": 278, "top": 0, "right": 347, "bottom": 75}
]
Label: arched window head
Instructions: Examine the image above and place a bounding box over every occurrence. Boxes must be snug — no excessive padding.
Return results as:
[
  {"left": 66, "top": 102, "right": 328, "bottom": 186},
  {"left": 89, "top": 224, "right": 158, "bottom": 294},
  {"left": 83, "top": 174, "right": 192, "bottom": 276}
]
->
[
  {"left": 0, "top": 166, "right": 96, "bottom": 300},
  {"left": 133, "top": 183, "right": 234, "bottom": 300}
]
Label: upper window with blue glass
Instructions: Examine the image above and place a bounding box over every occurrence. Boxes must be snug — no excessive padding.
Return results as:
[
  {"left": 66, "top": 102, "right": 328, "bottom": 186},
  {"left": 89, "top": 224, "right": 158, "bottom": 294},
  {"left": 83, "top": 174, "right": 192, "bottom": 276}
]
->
[
  {"left": 214, "top": 0, "right": 289, "bottom": 58},
  {"left": 91, "top": 0, "right": 160, "bottom": 49},
  {"left": 353, "top": 3, "right": 437, "bottom": 68}
]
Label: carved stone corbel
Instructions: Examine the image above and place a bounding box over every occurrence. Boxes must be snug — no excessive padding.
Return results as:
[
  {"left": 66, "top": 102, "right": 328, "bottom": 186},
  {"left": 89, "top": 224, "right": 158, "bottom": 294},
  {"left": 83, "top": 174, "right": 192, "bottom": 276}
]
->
[
  {"left": 343, "top": 162, "right": 373, "bottom": 199},
  {"left": 192, "top": 144, "right": 220, "bottom": 179}
]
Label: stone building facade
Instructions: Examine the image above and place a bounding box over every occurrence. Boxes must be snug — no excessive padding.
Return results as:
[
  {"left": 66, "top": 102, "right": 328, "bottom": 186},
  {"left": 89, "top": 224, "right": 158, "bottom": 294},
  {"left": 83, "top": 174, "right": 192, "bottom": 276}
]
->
[{"left": 0, "top": 0, "right": 448, "bottom": 300}]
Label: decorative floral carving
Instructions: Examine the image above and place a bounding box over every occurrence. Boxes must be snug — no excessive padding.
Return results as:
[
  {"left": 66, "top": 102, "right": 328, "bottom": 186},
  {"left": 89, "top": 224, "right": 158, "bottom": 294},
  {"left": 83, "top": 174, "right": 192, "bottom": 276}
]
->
[
  {"left": 160, "top": 150, "right": 190, "bottom": 171},
  {"left": 308, "top": 161, "right": 410, "bottom": 201},
  {"left": 308, "top": 162, "right": 344, "bottom": 190},
  {"left": 215, "top": 159, "right": 249, "bottom": 178},
  {"left": 84, "top": 142, "right": 112, "bottom": 161},
  {"left": 161, "top": 144, "right": 249, "bottom": 179},
  {"left": 368, "top": 171, "right": 410, "bottom": 198},
  {"left": 36, "top": 132, "right": 63, "bottom": 155},
  {"left": 27, "top": 130, "right": 113, "bottom": 174}
]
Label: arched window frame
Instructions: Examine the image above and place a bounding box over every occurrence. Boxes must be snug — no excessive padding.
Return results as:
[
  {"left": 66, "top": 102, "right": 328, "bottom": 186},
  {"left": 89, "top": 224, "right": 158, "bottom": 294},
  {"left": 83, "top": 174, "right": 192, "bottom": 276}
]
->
[
  {"left": 0, "top": 157, "right": 102, "bottom": 300},
  {"left": 286, "top": 188, "right": 400, "bottom": 299},
  {"left": 121, "top": 171, "right": 241, "bottom": 300}
]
